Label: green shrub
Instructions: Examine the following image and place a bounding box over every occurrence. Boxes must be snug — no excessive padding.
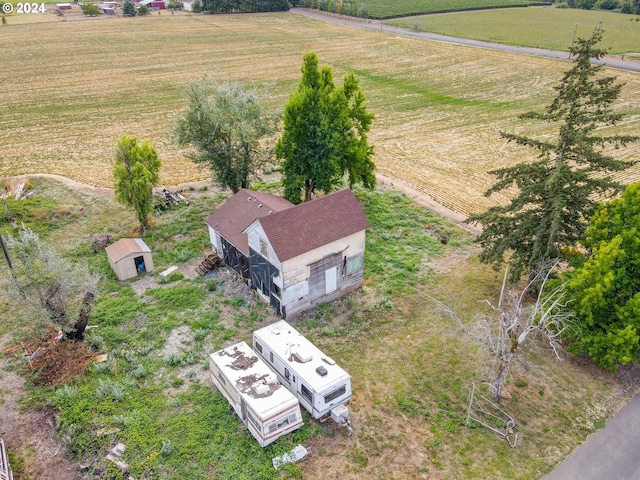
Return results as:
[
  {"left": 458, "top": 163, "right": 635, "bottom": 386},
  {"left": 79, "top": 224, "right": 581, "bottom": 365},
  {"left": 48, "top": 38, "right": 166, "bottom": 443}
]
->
[
  {"left": 81, "top": 3, "right": 102, "bottom": 15},
  {"left": 147, "top": 285, "right": 207, "bottom": 310}
]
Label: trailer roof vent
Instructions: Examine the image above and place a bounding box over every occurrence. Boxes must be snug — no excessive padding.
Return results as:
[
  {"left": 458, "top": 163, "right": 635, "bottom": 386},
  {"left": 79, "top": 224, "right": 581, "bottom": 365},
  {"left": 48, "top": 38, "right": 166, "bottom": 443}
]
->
[
  {"left": 322, "top": 357, "right": 336, "bottom": 366},
  {"left": 293, "top": 351, "right": 312, "bottom": 363},
  {"left": 316, "top": 366, "right": 328, "bottom": 377},
  {"left": 253, "top": 383, "right": 270, "bottom": 395}
]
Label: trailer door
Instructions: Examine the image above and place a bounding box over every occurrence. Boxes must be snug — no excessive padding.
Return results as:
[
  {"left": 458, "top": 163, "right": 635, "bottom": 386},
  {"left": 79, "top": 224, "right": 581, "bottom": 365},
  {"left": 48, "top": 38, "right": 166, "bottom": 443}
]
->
[{"left": 240, "top": 398, "right": 247, "bottom": 422}]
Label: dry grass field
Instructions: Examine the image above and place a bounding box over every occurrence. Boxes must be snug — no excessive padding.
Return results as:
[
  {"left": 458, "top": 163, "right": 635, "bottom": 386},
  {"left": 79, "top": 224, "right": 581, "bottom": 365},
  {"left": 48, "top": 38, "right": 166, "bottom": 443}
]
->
[{"left": 1, "top": 9, "right": 639, "bottom": 216}]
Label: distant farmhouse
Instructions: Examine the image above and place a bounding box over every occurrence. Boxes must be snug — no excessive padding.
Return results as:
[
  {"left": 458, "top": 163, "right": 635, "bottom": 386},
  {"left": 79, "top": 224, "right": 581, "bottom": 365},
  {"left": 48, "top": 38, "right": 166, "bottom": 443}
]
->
[{"left": 205, "top": 189, "right": 370, "bottom": 318}]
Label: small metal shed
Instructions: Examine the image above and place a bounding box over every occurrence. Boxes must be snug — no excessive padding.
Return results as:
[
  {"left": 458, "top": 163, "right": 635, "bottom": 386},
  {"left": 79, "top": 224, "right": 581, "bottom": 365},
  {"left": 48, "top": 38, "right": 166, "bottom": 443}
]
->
[{"left": 105, "top": 238, "right": 154, "bottom": 281}]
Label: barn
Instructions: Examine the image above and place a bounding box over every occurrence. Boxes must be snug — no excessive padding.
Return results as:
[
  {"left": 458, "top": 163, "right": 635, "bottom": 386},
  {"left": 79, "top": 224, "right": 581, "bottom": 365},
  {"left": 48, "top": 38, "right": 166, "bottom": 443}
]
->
[
  {"left": 244, "top": 189, "right": 370, "bottom": 318},
  {"left": 205, "top": 189, "right": 370, "bottom": 318},
  {"left": 204, "top": 189, "right": 293, "bottom": 281},
  {"left": 105, "top": 238, "right": 154, "bottom": 281}
]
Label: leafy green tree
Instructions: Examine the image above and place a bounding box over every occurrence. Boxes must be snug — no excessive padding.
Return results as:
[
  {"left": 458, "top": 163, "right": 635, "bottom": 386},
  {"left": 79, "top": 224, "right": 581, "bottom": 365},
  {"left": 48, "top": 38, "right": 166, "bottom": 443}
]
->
[
  {"left": 467, "top": 29, "right": 638, "bottom": 282},
  {"left": 174, "top": 78, "right": 279, "bottom": 194},
  {"left": 563, "top": 183, "right": 640, "bottom": 370},
  {"left": 137, "top": 3, "right": 150, "bottom": 14},
  {"left": 5, "top": 227, "right": 98, "bottom": 338},
  {"left": 113, "top": 135, "right": 161, "bottom": 232},
  {"left": 81, "top": 3, "right": 102, "bottom": 15},
  {"left": 123, "top": 0, "right": 137, "bottom": 16},
  {"left": 276, "top": 52, "right": 375, "bottom": 203}
]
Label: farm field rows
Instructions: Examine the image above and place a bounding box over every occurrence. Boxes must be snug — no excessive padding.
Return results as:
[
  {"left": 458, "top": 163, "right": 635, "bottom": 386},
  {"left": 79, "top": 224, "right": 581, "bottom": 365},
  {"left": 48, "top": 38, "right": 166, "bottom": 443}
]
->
[
  {"left": 388, "top": 6, "right": 640, "bottom": 54},
  {"left": 1, "top": 11, "right": 639, "bottom": 216},
  {"left": 343, "top": 0, "right": 538, "bottom": 19}
]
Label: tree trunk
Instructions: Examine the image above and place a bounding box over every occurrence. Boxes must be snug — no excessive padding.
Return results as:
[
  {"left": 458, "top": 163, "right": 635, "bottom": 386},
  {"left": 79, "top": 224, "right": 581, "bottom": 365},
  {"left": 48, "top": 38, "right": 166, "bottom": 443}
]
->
[{"left": 72, "top": 292, "right": 95, "bottom": 340}]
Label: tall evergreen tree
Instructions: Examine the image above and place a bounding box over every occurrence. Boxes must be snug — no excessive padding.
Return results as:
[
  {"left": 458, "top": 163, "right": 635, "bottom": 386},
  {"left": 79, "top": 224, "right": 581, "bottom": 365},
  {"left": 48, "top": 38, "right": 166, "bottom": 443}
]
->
[
  {"left": 113, "top": 134, "right": 161, "bottom": 232},
  {"left": 467, "top": 29, "right": 638, "bottom": 282},
  {"left": 276, "top": 52, "right": 375, "bottom": 203}
]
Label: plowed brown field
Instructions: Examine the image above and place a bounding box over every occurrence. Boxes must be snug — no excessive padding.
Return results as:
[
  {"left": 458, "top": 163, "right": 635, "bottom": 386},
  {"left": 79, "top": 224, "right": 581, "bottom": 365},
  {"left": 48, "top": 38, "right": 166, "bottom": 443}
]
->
[{"left": 2, "top": 10, "right": 639, "bottom": 215}]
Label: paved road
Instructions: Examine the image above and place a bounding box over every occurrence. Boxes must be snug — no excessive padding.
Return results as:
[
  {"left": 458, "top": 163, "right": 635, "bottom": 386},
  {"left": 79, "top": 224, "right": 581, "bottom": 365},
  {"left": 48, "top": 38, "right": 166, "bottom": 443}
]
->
[
  {"left": 291, "top": 8, "right": 640, "bottom": 74},
  {"left": 543, "top": 393, "right": 640, "bottom": 480}
]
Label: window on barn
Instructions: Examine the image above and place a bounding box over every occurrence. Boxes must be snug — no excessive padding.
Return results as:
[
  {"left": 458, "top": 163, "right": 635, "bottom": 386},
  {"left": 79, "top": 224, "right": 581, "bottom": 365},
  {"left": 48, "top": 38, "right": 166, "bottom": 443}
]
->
[
  {"left": 346, "top": 255, "right": 363, "bottom": 275},
  {"left": 260, "top": 240, "right": 268, "bottom": 258}
]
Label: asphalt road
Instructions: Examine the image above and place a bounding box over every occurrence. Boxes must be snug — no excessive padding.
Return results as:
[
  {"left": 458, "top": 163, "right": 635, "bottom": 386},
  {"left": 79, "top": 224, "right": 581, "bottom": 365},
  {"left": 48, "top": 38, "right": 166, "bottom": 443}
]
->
[
  {"left": 543, "top": 393, "right": 640, "bottom": 480},
  {"left": 291, "top": 8, "right": 640, "bottom": 74}
]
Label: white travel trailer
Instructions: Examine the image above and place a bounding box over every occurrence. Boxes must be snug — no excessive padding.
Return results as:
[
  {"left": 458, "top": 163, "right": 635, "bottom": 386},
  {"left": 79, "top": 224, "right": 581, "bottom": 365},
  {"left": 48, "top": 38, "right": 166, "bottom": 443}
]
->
[
  {"left": 209, "top": 341, "right": 304, "bottom": 447},
  {"left": 253, "top": 320, "right": 352, "bottom": 427}
]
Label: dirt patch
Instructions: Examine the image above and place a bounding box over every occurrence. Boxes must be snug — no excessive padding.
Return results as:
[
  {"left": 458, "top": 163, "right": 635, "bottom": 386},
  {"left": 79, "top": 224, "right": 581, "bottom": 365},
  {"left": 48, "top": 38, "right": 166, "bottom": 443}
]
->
[{"left": 0, "top": 334, "right": 83, "bottom": 480}]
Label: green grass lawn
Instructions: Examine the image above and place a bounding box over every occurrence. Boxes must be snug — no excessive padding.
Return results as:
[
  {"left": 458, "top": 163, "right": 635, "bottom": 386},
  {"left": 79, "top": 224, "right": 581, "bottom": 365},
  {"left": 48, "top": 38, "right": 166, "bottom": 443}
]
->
[
  {"left": 0, "top": 179, "right": 633, "bottom": 479},
  {"left": 388, "top": 6, "right": 640, "bottom": 53}
]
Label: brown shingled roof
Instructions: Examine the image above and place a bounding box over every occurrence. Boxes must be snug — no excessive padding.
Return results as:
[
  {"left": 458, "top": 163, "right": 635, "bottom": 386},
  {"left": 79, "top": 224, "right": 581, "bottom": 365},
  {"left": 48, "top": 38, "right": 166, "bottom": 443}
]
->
[
  {"left": 205, "top": 189, "right": 294, "bottom": 255},
  {"left": 257, "top": 189, "right": 370, "bottom": 262}
]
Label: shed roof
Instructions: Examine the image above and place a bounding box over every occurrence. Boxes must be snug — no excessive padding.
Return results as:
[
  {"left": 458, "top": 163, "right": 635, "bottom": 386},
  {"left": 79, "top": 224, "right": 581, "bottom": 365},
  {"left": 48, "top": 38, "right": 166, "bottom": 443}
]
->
[
  {"left": 105, "top": 238, "right": 151, "bottom": 264},
  {"left": 255, "top": 189, "right": 370, "bottom": 262},
  {"left": 205, "top": 189, "right": 294, "bottom": 255}
]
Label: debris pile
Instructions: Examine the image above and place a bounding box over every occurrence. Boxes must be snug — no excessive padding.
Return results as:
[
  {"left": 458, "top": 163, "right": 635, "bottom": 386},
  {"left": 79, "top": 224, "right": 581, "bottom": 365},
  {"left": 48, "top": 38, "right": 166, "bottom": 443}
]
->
[
  {"left": 5, "top": 327, "right": 95, "bottom": 387},
  {"left": 91, "top": 233, "right": 112, "bottom": 250},
  {"left": 153, "top": 188, "right": 190, "bottom": 211}
]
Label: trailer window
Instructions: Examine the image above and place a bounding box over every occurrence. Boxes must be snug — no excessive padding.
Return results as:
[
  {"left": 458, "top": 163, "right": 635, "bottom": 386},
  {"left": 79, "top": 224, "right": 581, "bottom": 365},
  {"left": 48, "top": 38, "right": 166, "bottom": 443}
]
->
[
  {"left": 270, "top": 351, "right": 274, "bottom": 363},
  {"left": 247, "top": 412, "right": 260, "bottom": 430},
  {"left": 301, "top": 384, "right": 313, "bottom": 403},
  {"left": 268, "top": 412, "right": 297, "bottom": 434},
  {"left": 284, "top": 368, "right": 290, "bottom": 381},
  {"left": 324, "top": 385, "right": 346, "bottom": 404},
  {"left": 255, "top": 342, "right": 262, "bottom": 354},
  {"left": 217, "top": 372, "right": 226, "bottom": 387}
]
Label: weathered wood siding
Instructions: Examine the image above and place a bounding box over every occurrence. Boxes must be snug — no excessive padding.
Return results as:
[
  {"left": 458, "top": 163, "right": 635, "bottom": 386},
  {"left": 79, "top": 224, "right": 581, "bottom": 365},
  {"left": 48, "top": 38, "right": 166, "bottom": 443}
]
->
[
  {"left": 220, "top": 237, "right": 250, "bottom": 281},
  {"left": 249, "top": 247, "right": 283, "bottom": 316},
  {"left": 246, "top": 222, "right": 367, "bottom": 318},
  {"left": 280, "top": 231, "right": 366, "bottom": 317}
]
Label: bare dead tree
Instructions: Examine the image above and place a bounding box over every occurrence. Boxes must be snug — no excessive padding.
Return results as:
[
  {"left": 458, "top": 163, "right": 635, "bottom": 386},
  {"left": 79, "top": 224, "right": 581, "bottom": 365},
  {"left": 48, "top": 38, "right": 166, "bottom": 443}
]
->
[
  {"left": 429, "top": 263, "right": 574, "bottom": 446},
  {"left": 431, "top": 261, "right": 574, "bottom": 403}
]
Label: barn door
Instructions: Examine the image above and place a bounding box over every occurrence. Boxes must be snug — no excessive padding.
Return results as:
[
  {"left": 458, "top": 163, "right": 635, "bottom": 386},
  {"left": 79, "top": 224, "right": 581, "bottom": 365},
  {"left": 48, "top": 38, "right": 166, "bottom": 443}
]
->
[{"left": 325, "top": 267, "right": 337, "bottom": 294}]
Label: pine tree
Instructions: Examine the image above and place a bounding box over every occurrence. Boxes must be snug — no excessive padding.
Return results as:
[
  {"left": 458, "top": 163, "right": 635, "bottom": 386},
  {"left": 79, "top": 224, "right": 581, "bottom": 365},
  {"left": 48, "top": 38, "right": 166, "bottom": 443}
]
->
[{"left": 467, "top": 29, "right": 638, "bottom": 282}]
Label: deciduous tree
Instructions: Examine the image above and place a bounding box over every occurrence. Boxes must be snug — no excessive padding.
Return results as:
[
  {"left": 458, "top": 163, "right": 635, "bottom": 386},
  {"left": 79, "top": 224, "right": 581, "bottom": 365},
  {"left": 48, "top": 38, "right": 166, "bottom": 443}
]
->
[
  {"left": 174, "top": 78, "right": 279, "bottom": 193},
  {"left": 564, "top": 183, "right": 640, "bottom": 370},
  {"left": 4, "top": 227, "right": 98, "bottom": 338},
  {"left": 113, "top": 134, "right": 161, "bottom": 232},
  {"left": 467, "top": 29, "right": 638, "bottom": 282},
  {"left": 123, "top": 0, "right": 136, "bottom": 16},
  {"left": 276, "top": 52, "right": 375, "bottom": 203}
]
